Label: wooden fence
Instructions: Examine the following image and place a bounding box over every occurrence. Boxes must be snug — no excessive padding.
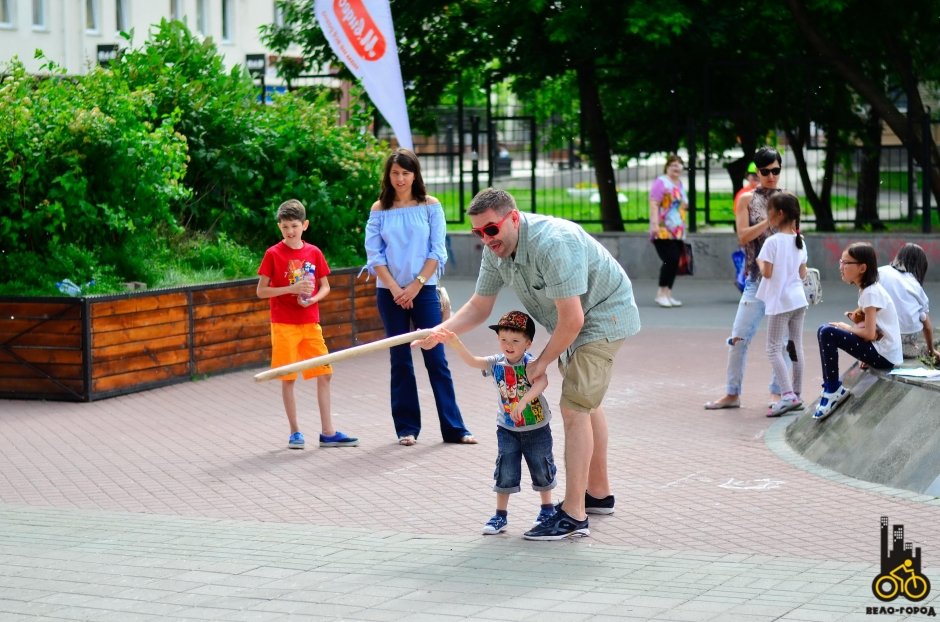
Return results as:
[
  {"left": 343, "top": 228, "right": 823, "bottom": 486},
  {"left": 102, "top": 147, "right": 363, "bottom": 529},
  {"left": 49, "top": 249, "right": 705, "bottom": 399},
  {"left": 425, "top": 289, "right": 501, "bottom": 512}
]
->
[{"left": 0, "top": 268, "right": 383, "bottom": 402}]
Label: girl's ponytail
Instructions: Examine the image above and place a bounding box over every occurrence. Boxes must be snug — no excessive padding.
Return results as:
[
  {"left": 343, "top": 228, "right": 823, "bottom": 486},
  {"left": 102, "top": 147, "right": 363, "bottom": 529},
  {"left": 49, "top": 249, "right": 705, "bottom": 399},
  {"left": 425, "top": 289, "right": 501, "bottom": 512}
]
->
[{"left": 767, "top": 192, "right": 803, "bottom": 249}]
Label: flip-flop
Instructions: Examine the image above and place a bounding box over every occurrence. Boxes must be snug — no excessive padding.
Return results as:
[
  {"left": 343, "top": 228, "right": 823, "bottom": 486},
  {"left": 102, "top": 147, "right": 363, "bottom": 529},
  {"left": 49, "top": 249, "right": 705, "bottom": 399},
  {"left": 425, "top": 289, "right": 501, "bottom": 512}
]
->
[
  {"left": 398, "top": 435, "right": 416, "bottom": 446},
  {"left": 704, "top": 400, "right": 740, "bottom": 410}
]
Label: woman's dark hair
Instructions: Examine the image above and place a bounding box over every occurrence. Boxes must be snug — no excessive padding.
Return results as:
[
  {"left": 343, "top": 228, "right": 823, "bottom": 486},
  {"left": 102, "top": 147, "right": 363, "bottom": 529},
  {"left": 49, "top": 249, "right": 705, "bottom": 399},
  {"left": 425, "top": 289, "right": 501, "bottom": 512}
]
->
[
  {"left": 663, "top": 154, "right": 683, "bottom": 174},
  {"left": 379, "top": 148, "right": 427, "bottom": 209},
  {"left": 890, "top": 243, "right": 928, "bottom": 285},
  {"left": 767, "top": 192, "right": 803, "bottom": 249},
  {"left": 846, "top": 242, "right": 879, "bottom": 288},
  {"left": 753, "top": 146, "right": 782, "bottom": 168}
]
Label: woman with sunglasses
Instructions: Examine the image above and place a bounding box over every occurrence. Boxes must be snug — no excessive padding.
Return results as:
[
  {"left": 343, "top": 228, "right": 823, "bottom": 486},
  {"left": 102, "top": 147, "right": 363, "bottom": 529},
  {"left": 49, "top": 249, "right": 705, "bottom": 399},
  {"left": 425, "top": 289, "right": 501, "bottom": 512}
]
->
[
  {"left": 705, "top": 147, "right": 787, "bottom": 410},
  {"left": 649, "top": 154, "right": 689, "bottom": 307},
  {"left": 813, "top": 243, "right": 902, "bottom": 420},
  {"left": 364, "top": 148, "right": 476, "bottom": 446}
]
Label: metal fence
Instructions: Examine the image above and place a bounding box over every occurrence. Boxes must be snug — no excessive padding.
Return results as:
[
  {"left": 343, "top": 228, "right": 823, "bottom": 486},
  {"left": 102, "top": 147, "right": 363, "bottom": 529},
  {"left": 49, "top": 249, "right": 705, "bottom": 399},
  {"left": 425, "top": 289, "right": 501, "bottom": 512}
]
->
[{"left": 375, "top": 104, "right": 937, "bottom": 232}]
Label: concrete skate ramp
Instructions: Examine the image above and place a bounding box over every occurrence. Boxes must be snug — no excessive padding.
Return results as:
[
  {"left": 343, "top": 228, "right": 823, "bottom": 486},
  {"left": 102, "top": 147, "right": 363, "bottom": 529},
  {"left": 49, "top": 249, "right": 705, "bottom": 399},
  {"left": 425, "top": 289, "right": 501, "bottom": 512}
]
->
[{"left": 786, "top": 365, "right": 940, "bottom": 496}]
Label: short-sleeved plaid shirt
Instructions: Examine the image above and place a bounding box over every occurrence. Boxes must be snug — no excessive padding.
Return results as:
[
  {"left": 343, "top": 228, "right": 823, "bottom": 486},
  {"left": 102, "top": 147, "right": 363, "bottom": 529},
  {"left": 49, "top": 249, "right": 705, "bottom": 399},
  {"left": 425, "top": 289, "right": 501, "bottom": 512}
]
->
[{"left": 475, "top": 213, "right": 640, "bottom": 353}]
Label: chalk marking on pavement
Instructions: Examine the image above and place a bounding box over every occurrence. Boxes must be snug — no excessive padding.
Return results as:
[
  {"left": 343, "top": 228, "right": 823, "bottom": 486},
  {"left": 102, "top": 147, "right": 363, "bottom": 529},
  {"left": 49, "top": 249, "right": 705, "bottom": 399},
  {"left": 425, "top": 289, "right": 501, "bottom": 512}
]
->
[
  {"left": 662, "top": 471, "right": 711, "bottom": 488},
  {"left": 719, "top": 478, "right": 784, "bottom": 490}
]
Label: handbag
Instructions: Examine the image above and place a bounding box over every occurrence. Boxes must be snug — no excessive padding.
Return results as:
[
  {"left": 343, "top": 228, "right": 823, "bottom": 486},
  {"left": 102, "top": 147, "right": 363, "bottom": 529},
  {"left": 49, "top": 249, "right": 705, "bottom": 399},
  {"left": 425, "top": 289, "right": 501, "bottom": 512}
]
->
[
  {"left": 677, "top": 242, "right": 694, "bottom": 276},
  {"left": 803, "top": 267, "right": 823, "bottom": 305},
  {"left": 437, "top": 285, "right": 452, "bottom": 320},
  {"left": 422, "top": 203, "right": 452, "bottom": 320}
]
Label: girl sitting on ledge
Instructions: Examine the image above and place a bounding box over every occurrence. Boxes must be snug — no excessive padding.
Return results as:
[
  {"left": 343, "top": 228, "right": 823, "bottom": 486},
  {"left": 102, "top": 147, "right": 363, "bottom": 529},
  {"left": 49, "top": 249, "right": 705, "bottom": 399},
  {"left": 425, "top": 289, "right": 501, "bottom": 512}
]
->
[{"left": 814, "top": 242, "right": 902, "bottom": 420}]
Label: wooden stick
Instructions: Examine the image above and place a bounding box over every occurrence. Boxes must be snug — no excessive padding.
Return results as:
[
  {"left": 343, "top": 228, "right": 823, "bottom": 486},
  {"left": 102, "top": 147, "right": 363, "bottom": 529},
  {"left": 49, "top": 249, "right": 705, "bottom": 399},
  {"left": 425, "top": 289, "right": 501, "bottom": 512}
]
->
[{"left": 253, "top": 328, "right": 433, "bottom": 382}]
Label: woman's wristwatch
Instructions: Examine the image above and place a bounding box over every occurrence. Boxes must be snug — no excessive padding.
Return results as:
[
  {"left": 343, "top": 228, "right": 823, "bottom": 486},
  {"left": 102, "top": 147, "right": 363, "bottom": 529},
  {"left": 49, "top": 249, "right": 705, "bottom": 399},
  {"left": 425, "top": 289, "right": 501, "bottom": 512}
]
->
[{"left": 416, "top": 275, "right": 427, "bottom": 285}]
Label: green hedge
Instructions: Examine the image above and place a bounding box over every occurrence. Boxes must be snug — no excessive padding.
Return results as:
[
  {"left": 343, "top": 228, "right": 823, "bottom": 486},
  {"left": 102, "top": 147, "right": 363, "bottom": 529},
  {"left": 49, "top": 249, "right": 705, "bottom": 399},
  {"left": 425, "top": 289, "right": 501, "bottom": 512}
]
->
[{"left": 0, "top": 20, "right": 384, "bottom": 296}]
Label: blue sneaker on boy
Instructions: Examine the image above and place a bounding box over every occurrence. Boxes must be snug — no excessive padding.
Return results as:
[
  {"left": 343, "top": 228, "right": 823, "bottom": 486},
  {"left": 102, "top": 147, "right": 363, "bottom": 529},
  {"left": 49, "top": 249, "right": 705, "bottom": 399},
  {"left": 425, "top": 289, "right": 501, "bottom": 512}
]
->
[
  {"left": 288, "top": 432, "right": 305, "bottom": 449},
  {"left": 319, "top": 431, "right": 359, "bottom": 447},
  {"left": 482, "top": 514, "right": 508, "bottom": 535},
  {"left": 534, "top": 506, "right": 557, "bottom": 525}
]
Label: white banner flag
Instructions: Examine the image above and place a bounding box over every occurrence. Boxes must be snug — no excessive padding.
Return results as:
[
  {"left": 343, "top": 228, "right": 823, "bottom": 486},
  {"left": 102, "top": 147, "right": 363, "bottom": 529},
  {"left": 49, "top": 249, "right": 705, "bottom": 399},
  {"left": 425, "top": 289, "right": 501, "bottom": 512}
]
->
[{"left": 315, "top": 0, "right": 413, "bottom": 149}]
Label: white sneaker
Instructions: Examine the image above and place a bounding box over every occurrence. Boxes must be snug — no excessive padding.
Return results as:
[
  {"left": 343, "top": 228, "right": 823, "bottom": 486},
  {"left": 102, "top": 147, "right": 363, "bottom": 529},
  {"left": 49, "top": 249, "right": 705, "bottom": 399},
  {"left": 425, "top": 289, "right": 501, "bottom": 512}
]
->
[
  {"left": 654, "top": 296, "right": 672, "bottom": 308},
  {"left": 813, "top": 385, "right": 849, "bottom": 420},
  {"left": 668, "top": 297, "right": 683, "bottom": 307}
]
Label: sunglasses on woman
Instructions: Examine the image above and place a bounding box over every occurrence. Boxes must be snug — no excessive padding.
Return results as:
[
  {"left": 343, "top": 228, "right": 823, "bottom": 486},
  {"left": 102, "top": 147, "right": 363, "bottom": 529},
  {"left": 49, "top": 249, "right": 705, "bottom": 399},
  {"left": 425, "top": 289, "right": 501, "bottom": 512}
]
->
[
  {"left": 759, "top": 167, "right": 782, "bottom": 177},
  {"left": 471, "top": 211, "right": 514, "bottom": 238}
]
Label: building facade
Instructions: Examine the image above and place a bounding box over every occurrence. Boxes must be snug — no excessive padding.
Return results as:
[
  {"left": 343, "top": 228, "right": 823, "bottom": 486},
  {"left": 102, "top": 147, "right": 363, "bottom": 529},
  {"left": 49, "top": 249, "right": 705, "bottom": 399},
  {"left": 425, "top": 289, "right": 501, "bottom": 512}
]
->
[{"left": 0, "top": 0, "right": 291, "bottom": 77}]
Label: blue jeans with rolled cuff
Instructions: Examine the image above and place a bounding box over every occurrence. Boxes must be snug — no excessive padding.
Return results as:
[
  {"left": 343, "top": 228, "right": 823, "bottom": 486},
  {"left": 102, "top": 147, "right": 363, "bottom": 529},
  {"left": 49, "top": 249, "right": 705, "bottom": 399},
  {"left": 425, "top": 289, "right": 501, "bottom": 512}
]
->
[{"left": 493, "top": 424, "right": 557, "bottom": 494}]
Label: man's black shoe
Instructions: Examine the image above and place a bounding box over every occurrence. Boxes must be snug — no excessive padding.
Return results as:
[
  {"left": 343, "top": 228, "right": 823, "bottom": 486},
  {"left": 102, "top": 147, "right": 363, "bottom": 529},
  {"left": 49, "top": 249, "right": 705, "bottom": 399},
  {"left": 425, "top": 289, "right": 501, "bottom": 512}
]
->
[
  {"left": 585, "top": 492, "right": 615, "bottom": 515},
  {"left": 523, "top": 507, "right": 589, "bottom": 540}
]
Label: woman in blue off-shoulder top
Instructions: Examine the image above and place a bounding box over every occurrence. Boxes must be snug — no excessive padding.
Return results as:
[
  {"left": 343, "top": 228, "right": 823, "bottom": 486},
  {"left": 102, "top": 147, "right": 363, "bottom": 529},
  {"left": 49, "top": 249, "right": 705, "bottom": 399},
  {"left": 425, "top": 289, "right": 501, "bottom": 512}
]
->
[{"left": 364, "top": 148, "right": 475, "bottom": 446}]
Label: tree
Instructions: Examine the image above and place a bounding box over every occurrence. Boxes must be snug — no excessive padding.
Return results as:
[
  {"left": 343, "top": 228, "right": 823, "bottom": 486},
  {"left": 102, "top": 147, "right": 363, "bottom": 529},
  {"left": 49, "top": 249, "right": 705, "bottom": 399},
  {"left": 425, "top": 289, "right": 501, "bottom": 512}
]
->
[
  {"left": 265, "top": 1, "right": 702, "bottom": 231},
  {"left": 265, "top": 0, "right": 936, "bottom": 231},
  {"left": 785, "top": 0, "right": 940, "bottom": 210}
]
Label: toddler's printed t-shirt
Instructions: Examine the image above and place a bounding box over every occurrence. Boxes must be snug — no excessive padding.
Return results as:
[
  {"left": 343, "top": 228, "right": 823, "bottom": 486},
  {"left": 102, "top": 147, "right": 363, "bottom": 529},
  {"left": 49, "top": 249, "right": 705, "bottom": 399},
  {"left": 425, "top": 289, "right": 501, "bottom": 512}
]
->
[{"left": 484, "top": 352, "right": 551, "bottom": 431}]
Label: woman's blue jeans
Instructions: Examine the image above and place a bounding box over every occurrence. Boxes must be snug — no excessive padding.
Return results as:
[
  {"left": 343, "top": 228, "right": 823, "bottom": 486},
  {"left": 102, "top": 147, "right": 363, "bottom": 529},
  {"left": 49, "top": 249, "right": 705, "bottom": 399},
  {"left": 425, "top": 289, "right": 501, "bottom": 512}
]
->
[
  {"left": 725, "top": 277, "right": 783, "bottom": 396},
  {"left": 376, "top": 285, "right": 471, "bottom": 442}
]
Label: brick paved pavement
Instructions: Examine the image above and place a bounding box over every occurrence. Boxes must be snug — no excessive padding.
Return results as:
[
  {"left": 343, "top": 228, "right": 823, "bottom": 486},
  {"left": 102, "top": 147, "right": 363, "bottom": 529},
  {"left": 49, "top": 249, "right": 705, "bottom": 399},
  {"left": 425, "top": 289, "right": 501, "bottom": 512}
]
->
[{"left": 1, "top": 277, "right": 939, "bottom": 621}]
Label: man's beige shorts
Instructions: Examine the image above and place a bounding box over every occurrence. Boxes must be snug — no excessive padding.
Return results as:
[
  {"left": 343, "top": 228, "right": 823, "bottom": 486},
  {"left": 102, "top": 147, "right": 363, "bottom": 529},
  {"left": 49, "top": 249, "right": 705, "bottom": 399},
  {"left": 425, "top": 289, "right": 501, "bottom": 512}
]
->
[{"left": 558, "top": 339, "right": 625, "bottom": 413}]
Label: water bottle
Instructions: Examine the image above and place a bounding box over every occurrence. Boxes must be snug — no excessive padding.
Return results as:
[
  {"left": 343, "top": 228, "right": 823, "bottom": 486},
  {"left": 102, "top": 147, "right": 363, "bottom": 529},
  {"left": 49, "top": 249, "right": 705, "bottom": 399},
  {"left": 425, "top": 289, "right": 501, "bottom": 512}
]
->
[
  {"left": 298, "top": 264, "right": 315, "bottom": 305},
  {"left": 56, "top": 279, "right": 82, "bottom": 296}
]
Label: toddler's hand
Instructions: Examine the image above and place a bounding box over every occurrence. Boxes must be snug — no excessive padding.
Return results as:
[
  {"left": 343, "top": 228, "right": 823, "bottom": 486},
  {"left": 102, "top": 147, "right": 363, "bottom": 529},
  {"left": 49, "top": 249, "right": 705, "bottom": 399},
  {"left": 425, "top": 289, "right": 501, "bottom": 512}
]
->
[
  {"left": 414, "top": 328, "right": 447, "bottom": 349},
  {"left": 509, "top": 404, "right": 524, "bottom": 425},
  {"left": 437, "top": 328, "right": 458, "bottom": 344}
]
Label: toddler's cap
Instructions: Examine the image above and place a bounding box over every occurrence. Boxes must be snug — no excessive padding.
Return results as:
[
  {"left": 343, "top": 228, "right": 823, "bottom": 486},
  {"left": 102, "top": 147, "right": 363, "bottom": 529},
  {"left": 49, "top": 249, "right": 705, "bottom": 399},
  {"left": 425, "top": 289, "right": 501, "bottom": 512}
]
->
[{"left": 489, "top": 310, "right": 535, "bottom": 341}]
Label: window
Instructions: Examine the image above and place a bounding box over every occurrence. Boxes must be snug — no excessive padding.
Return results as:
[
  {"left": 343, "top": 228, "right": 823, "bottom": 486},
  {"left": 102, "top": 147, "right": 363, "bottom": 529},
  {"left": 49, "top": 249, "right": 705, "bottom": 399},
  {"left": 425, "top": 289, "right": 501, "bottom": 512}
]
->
[
  {"left": 32, "top": 0, "right": 46, "bottom": 29},
  {"left": 85, "top": 0, "right": 99, "bottom": 32},
  {"left": 196, "top": 0, "right": 207, "bottom": 34},
  {"left": 221, "top": 0, "right": 232, "bottom": 41},
  {"left": 273, "top": 1, "right": 285, "bottom": 27},
  {"left": 170, "top": 0, "right": 181, "bottom": 20},
  {"left": 115, "top": 0, "right": 128, "bottom": 31},
  {"left": 1, "top": 0, "right": 14, "bottom": 27}
]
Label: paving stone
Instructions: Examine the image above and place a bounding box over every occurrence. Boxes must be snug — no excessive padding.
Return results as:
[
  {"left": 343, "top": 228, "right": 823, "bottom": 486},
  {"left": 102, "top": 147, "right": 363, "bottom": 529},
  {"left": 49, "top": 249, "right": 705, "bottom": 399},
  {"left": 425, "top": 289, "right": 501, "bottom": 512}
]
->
[{"left": 1, "top": 278, "right": 939, "bottom": 619}]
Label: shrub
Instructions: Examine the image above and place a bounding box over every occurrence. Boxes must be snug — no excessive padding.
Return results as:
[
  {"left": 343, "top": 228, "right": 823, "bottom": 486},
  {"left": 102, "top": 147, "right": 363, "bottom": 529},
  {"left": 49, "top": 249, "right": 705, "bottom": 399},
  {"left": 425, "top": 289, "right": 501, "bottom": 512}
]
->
[{"left": 0, "top": 20, "right": 384, "bottom": 295}]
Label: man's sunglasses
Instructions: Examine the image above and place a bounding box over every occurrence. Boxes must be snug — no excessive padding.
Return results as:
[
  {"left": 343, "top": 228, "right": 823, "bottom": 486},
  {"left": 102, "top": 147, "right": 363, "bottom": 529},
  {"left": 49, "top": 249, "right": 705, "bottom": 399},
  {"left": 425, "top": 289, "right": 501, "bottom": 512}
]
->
[
  {"left": 759, "top": 167, "right": 782, "bottom": 177},
  {"left": 471, "top": 211, "right": 514, "bottom": 238}
]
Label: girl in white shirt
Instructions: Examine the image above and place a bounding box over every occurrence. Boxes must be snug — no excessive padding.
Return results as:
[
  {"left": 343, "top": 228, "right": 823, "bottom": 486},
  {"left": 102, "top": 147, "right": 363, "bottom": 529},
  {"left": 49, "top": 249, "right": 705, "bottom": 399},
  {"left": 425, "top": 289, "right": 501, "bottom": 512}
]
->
[
  {"left": 878, "top": 243, "right": 938, "bottom": 363},
  {"left": 814, "top": 242, "right": 902, "bottom": 420},
  {"left": 756, "top": 193, "right": 808, "bottom": 417}
]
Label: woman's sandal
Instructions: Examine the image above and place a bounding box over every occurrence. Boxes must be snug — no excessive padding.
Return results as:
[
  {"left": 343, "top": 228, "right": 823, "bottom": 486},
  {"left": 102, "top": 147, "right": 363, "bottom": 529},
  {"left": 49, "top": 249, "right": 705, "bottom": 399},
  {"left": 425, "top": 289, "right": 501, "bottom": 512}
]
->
[
  {"left": 459, "top": 435, "right": 478, "bottom": 445},
  {"left": 398, "top": 435, "right": 416, "bottom": 446}
]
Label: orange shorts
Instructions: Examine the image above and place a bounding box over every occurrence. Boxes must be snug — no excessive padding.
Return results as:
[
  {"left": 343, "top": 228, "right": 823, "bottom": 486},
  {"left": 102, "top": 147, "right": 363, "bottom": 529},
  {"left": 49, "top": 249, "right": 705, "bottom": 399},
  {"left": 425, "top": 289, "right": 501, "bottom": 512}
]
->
[{"left": 270, "top": 323, "right": 332, "bottom": 381}]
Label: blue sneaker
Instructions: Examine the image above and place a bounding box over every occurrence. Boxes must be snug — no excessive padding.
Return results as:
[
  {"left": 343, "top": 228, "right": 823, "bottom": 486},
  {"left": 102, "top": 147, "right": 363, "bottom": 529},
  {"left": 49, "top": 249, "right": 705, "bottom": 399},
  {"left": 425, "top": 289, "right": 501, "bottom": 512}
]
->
[
  {"left": 482, "top": 514, "right": 508, "bottom": 535},
  {"left": 288, "top": 432, "right": 305, "bottom": 449},
  {"left": 319, "top": 431, "right": 359, "bottom": 447},
  {"left": 534, "top": 506, "right": 557, "bottom": 525},
  {"left": 523, "top": 507, "right": 589, "bottom": 540}
]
